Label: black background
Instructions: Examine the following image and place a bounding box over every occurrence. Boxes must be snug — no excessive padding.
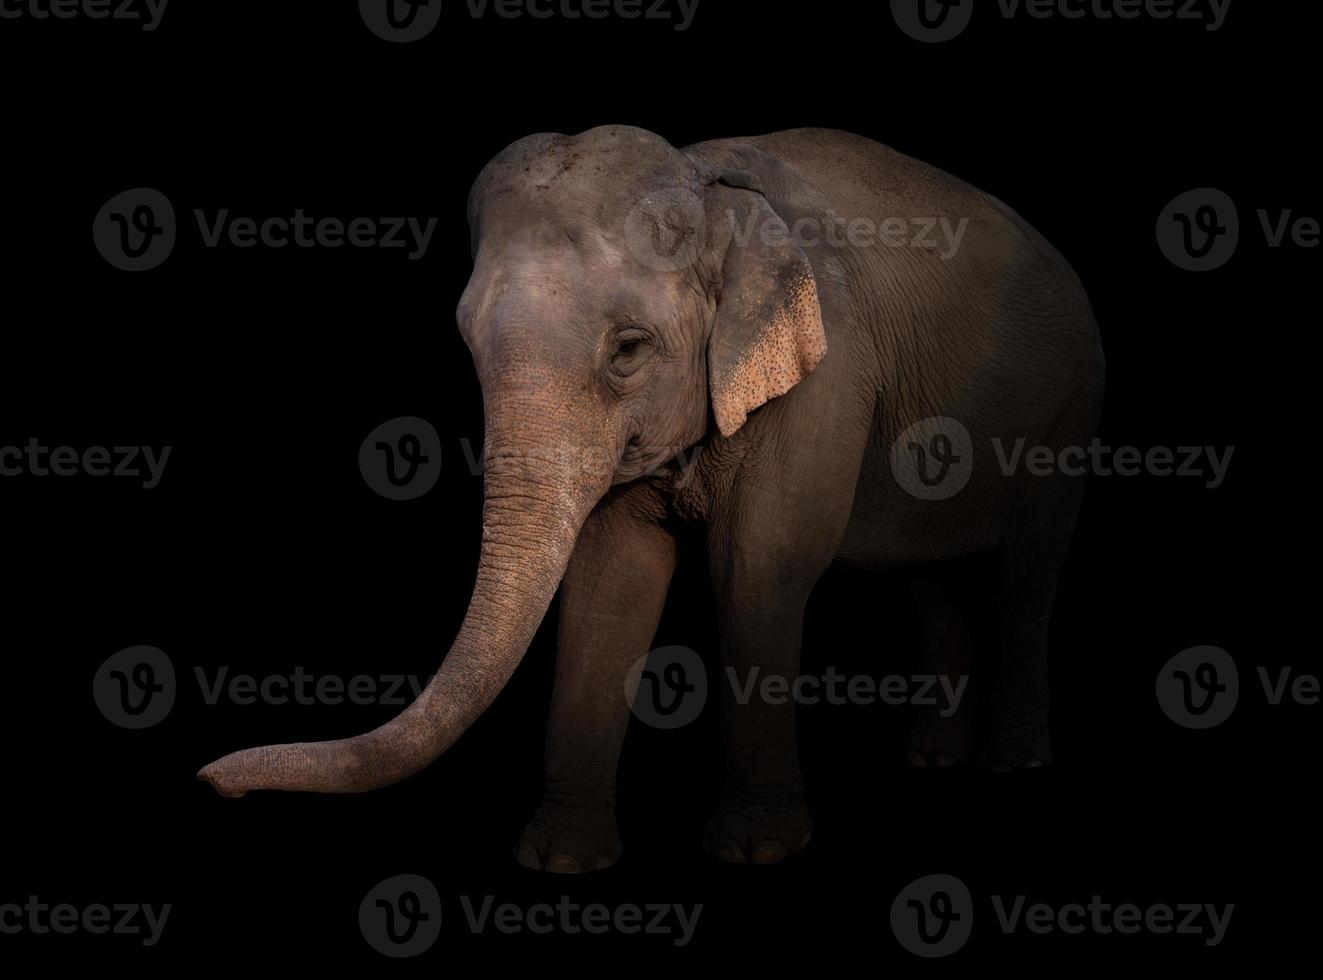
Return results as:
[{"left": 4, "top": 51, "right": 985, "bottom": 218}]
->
[{"left": 1, "top": 0, "right": 1313, "bottom": 969}]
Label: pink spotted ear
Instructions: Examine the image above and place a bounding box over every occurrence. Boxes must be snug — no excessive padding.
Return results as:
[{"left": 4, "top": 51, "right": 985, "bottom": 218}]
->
[{"left": 707, "top": 192, "right": 827, "bottom": 438}]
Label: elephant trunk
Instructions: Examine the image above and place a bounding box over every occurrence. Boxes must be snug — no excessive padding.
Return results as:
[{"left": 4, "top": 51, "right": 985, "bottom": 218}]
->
[{"left": 197, "top": 422, "right": 615, "bottom": 796}]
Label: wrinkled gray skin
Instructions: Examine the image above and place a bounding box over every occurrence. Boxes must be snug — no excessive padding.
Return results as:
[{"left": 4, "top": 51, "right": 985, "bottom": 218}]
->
[{"left": 200, "top": 127, "right": 1104, "bottom": 872}]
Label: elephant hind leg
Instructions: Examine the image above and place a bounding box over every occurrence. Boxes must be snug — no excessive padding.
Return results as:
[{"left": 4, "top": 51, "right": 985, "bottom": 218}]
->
[
  {"left": 983, "top": 475, "right": 1088, "bottom": 771},
  {"left": 902, "top": 557, "right": 995, "bottom": 768}
]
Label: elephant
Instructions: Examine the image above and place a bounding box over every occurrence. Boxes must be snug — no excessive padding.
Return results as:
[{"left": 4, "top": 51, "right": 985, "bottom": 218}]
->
[{"left": 199, "top": 126, "right": 1105, "bottom": 871}]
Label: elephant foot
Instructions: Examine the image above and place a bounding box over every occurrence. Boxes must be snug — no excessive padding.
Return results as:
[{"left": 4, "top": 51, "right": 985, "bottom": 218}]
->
[
  {"left": 703, "top": 794, "right": 812, "bottom": 865},
  {"left": 514, "top": 802, "right": 621, "bottom": 874},
  {"left": 982, "top": 714, "right": 1053, "bottom": 772},
  {"left": 902, "top": 708, "right": 976, "bottom": 768}
]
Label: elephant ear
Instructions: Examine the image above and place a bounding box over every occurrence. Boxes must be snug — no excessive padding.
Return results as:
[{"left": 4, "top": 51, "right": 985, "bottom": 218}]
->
[{"left": 706, "top": 173, "right": 827, "bottom": 438}]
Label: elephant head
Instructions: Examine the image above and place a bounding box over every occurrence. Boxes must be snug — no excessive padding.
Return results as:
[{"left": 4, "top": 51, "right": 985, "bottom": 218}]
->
[{"left": 198, "top": 126, "right": 826, "bottom": 796}]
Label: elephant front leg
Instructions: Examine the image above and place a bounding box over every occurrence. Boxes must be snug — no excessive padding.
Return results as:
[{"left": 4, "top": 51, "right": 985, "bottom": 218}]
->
[
  {"left": 701, "top": 394, "right": 872, "bottom": 864},
  {"left": 705, "top": 563, "right": 815, "bottom": 865},
  {"left": 515, "top": 487, "right": 677, "bottom": 873}
]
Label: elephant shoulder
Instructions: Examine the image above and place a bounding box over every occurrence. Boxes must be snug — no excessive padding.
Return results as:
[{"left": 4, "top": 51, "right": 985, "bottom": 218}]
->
[
  {"left": 745, "top": 131, "right": 1085, "bottom": 283},
  {"left": 686, "top": 129, "right": 993, "bottom": 223}
]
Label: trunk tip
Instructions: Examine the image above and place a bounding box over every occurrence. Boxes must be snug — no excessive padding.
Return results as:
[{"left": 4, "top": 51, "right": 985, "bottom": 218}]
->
[{"left": 197, "top": 759, "right": 249, "bottom": 798}]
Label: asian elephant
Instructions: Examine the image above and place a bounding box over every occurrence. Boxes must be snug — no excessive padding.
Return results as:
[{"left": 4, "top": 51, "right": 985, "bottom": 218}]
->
[{"left": 199, "top": 126, "right": 1105, "bottom": 871}]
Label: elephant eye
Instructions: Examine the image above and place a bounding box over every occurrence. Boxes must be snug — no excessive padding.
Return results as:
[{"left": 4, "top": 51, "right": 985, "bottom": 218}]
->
[{"left": 610, "top": 330, "right": 652, "bottom": 377}]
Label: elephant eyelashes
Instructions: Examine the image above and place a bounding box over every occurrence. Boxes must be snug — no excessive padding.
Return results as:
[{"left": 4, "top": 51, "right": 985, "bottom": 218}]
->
[{"left": 610, "top": 332, "right": 652, "bottom": 376}]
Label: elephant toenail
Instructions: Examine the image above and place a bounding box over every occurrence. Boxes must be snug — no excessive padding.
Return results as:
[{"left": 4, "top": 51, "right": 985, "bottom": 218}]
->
[
  {"left": 548, "top": 854, "right": 582, "bottom": 873},
  {"left": 515, "top": 844, "right": 543, "bottom": 870},
  {"left": 750, "top": 841, "right": 787, "bottom": 864},
  {"left": 716, "top": 843, "right": 747, "bottom": 863}
]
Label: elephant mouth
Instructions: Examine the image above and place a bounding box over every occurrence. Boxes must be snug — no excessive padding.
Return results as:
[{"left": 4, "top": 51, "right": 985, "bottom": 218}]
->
[{"left": 615, "top": 440, "right": 702, "bottom": 486}]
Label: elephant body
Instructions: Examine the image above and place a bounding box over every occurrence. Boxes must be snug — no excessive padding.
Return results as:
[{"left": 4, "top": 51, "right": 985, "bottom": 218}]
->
[
  {"left": 674, "top": 129, "right": 1102, "bottom": 567},
  {"left": 201, "top": 126, "right": 1104, "bottom": 873}
]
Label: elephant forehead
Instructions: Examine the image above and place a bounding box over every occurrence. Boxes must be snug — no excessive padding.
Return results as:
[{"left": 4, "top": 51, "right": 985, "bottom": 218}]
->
[
  {"left": 462, "top": 252, "right": 614, "bottom": 351},
  {"left": 478, "top": 198, "right": 640, "bottom": 268},
  {"left": 473, "top": 242, "right": 589, "bottom": 303},
  {"left": 476, "top": 139, "right": 700, "bottom": 249},
  {"left": 482, "top": 126, "right": 694, "bottom": 199},
  {"left": 469, "top": 228, "right": 690, "bottom": 318}
]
